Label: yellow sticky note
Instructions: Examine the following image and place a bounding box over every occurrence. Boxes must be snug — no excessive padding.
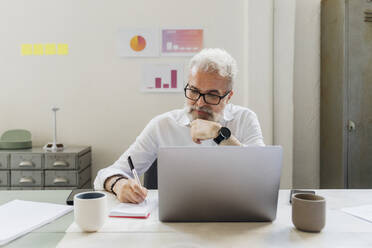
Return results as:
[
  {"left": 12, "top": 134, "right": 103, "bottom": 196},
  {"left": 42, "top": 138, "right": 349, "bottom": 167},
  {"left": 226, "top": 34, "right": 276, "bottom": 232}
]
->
[
  {"left": 33, "top": 44, "right": 44, "bottom": 55},
  {"left": 57, "top": 43, "right": 68, "bottom": 55},
  {"left": 21, "top": 44, "right": 33, "bottom": 56},
  {"left": 45, "top": 43, "right": 56, "bottom": 55}
]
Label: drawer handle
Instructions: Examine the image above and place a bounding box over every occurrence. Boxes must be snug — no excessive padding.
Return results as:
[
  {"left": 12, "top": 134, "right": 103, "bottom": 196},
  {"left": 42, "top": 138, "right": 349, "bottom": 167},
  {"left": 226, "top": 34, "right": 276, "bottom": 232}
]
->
[
  {"left": 53, "top": 161, "right": 69, "bottom": 167},
  {"left": 53, "top": 177, "right": 69, "bottom": 184},
  {"left": 19, "top": 177, "right": 35, "bottom": 184},
  {"left": 19, "top": 161, "right": 34, "bottom": 168}
]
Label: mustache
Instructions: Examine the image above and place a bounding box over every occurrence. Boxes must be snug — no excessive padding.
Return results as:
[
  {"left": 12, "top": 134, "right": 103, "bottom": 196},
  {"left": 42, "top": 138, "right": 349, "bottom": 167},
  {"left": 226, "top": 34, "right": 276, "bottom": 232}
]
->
[
  {"left": 184, "top": 102, "right": 223, "bottom": 122},
  {"left": 188, "top": 106, "right": 213, "bottom": 115}
]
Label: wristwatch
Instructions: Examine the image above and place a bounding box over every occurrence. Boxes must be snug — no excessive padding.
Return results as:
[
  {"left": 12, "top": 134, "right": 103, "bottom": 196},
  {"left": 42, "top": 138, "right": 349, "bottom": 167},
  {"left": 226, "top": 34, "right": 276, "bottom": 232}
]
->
[{"left": 213, "top": 127, "right": 231, "bottom": 145}]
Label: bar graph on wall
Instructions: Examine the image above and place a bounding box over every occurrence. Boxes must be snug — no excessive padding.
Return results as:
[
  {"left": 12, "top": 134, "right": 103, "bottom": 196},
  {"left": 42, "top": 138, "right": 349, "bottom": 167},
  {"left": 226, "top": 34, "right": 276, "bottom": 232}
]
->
[
  {"left": 142, "top": 64, "right": 184, "bottom": 92},
  {"left": 161, "top": 29, "right": 203, "bottom": 56}
]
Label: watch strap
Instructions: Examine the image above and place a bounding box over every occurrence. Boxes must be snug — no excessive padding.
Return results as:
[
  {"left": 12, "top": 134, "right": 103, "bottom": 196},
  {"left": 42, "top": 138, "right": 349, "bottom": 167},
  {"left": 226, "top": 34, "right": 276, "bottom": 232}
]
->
[
  {"left": 110, "top": 176, "right": 126, "bottom": 196},
  {"left": 213, "top": 134, "right": 225, "bottom": 144}
]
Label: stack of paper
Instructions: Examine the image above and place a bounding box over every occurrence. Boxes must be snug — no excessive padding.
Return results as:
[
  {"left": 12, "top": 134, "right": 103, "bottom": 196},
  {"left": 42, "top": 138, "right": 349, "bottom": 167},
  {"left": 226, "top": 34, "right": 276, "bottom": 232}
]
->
[
  {"left": 109, "top": 197, "right": 158, "bottom": 219},
  {"left": 0, "top": 200, "right": 73, "bottom": 246}
]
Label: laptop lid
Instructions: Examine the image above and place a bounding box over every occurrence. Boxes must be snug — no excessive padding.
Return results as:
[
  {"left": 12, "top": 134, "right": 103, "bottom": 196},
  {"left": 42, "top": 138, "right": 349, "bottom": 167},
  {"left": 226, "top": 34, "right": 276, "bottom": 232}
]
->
[{"left": 158, "top": 146, "right": 282, "bottom": 222}]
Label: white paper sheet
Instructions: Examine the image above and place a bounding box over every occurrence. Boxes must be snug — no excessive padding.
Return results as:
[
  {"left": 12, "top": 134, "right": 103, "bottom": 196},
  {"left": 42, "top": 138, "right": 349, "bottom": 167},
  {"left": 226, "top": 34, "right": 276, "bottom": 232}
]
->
[
  {"left": 341, "top": 205, "right": 372, "bottom": 223},
  {"left": 0, "top": 199, "right": 73, "bottom": 246}
]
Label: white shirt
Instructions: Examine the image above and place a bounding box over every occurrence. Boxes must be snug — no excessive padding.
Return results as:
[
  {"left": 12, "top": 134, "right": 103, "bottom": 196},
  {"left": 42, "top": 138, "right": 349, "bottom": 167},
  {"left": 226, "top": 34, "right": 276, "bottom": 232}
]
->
[{"left": 93, "top": 104, "right": 265, "bottom": 190}]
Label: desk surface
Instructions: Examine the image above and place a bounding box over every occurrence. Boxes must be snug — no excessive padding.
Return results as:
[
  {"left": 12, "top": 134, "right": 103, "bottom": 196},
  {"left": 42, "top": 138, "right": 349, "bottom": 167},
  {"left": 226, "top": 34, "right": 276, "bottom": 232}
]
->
[{"left": 1, "top": 190, "right": 372, "bottom": 248}]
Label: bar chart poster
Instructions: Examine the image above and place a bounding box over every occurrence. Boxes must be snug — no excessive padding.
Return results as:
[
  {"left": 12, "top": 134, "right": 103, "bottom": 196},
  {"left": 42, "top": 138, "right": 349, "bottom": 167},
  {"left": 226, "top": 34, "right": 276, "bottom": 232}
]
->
[
  {"left": 141, "top": 64, "right": 184, "bottom": 93},
  {"left": 117, "top": 28, "right": 159, "bottom": 57},
  {"left": 161, "top": 29, "right": 203, "bottom": 56}
]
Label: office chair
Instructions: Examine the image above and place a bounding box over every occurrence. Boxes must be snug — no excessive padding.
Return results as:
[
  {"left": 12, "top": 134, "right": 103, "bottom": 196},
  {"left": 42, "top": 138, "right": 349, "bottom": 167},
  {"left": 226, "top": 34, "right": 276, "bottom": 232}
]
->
[{"left": 144, "top": 159, "right": 158, "bottom": 189}]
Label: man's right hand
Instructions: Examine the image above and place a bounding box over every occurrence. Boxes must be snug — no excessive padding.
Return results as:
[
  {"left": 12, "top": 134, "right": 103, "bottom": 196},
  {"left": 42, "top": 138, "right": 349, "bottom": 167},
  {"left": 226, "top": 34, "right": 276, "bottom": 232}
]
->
[{"left": 112, "top": 178, "right": 148, "bottom": 204}]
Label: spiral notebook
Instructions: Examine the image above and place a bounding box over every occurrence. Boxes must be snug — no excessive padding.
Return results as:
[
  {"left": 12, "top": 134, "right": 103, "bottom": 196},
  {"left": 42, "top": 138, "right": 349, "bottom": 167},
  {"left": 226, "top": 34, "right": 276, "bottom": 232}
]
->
[{"left": 109, "top": 197, "right": 158, "bottom": 219}]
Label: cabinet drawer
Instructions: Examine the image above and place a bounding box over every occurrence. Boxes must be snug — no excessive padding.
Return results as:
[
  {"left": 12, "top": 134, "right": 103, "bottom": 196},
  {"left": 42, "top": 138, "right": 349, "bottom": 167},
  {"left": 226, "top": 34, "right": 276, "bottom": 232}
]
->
[
  {"left": 11, "top": 154, "right": 43, "bottom": 170},
  {"left": 11, "top": 170, "right": 44, "bottom": 186},
  {"left": 0, "top": 170, "right": 10, "bottom": 186},
  {"left": 45, "top": 154, "right": 76, "bottom": 170},
  {"left": 45, "top": 171, "right": 77, "bottom": 186},
  {"left": 0, "top": 153, "right": 9, "bottom": 169}
]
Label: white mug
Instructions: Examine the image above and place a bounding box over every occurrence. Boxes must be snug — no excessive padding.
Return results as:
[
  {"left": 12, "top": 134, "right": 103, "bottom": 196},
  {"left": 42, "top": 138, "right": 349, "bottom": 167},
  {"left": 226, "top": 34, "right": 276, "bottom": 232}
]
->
[{"left": 74, "top": 191, "right": 108, "bottom": 232}]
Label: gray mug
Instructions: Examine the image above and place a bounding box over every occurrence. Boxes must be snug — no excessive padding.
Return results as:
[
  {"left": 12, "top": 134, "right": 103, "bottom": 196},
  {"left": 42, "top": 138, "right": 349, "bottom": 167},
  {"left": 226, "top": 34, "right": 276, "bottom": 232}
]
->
[{"left": 292, "top": 193, "right": 326, "bottom": 232}]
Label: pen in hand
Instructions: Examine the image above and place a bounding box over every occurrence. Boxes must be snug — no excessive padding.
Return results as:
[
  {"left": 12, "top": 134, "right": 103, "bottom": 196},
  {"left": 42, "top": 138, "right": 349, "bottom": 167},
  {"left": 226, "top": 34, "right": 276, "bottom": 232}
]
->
[
  {"left": 127, "top": 156, "right": 147, "bottom": 204},
  {"left": 128, "top": 156, "right": 141, "bottom": 185}
]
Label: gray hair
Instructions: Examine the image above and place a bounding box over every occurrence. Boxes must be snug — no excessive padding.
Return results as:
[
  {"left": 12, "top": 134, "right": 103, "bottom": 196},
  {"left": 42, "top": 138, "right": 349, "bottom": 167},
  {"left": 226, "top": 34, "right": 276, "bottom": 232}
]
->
[{"left": 189, "top": 48, "right": 238, "bottom": 89}]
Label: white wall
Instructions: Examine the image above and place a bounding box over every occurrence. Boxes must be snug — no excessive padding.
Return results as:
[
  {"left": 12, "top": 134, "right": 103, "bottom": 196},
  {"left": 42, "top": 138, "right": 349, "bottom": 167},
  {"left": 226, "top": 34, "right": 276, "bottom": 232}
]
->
[
  {"left": 0, "top": 0, "right": 314, "bottom": 189},
  {"left": 293, "top": 0, "right": 321, "bottom": 189},
  {"left": 246, "top": 0, "right": 274, "bottom": 146},
  {"left": 0, "top": 0, "right": 279, "bottom": 185},
  {"left": 274, "top": 0, "right": 296, "bottom": 189}
]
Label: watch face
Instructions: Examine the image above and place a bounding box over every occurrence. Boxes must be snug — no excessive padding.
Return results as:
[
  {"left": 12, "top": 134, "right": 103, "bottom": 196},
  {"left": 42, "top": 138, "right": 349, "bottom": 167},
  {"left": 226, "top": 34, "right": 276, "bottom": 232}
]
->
[{"left": 220, "top": 127, "right": 231, "bottom": 139}]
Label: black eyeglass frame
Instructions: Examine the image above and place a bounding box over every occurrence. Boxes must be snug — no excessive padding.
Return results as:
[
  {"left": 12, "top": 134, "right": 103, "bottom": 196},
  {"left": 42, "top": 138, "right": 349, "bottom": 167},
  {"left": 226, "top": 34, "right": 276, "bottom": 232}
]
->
[{"left": 183, "top": 83, "right": 231, "bottom": 105}]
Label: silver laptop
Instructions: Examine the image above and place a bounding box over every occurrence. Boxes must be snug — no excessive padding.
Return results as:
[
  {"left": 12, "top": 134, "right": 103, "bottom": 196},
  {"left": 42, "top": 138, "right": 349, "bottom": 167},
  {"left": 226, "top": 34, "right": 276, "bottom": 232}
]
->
[{"left": 158, "top": 146, "right": 282, "bottom": 222}]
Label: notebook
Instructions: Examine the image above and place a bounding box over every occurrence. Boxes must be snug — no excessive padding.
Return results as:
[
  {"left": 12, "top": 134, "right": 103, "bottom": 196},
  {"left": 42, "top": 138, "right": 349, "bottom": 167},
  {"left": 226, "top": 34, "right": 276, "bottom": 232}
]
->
[
  {"left": 109, "top": 197, "right": 158, "bottom": 219},
  {"left": 0, "top": 199, "right": 73, "bottom": 246}
]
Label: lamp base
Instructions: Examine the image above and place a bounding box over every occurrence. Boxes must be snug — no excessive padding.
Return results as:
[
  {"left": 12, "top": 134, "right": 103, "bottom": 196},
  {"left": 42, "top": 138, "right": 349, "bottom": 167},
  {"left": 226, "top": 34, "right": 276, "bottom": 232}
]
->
[{"left": 43, "top": 143, "right": 64, "bottom": 152}]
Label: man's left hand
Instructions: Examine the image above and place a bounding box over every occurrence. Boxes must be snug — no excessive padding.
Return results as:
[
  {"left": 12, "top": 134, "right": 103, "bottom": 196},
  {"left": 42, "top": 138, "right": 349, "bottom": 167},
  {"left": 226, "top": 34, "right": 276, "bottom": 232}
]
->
[{"left": 190, "top": 119, "right": 221, "bottom": 144}]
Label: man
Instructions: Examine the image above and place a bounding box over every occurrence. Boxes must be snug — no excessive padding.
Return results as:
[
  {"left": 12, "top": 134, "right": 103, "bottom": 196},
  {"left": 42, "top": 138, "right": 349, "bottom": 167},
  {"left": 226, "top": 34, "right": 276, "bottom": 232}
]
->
[{"left": 93, "top": 48, "right": 264, "bottom": 203}]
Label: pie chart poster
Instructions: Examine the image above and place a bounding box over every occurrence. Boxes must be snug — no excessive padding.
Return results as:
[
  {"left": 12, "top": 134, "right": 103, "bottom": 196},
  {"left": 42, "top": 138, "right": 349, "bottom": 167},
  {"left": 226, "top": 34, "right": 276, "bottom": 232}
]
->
[{"left": 117, "top": 28, "right": 159, "bottom": 57}]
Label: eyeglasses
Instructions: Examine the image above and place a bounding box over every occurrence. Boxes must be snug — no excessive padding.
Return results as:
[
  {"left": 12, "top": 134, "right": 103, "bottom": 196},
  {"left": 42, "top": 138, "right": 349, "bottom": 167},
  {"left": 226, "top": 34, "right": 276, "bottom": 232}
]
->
[{"left": 184, "top": 83, "right": 231, "bottom": 105}]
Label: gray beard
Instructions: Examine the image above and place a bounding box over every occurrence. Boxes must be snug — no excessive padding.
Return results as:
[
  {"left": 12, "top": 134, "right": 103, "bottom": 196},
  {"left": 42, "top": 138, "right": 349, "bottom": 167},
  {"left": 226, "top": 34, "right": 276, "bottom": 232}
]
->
[{"left": 184, "top": 103, "right": 223, "bottom": 123}]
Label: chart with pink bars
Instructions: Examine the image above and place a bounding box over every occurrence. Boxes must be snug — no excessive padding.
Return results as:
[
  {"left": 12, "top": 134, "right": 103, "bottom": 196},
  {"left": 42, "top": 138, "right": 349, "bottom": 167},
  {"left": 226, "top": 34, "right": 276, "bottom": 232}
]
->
[
  {"left": 161, "top": 29, "right": 203, "bottom": 56},
  {"left": 141, "top": 63, "right": 184, "bottom": 92}
]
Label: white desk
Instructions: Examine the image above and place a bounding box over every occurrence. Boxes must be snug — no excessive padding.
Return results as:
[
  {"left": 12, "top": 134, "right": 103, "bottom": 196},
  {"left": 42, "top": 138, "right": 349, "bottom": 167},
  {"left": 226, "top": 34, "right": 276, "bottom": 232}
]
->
[
  {"left": 1, "top": 190, "right": 372, "bottom": 247},
  {"left": 57, "top": 190, "right": 372, "bottom": 248}
]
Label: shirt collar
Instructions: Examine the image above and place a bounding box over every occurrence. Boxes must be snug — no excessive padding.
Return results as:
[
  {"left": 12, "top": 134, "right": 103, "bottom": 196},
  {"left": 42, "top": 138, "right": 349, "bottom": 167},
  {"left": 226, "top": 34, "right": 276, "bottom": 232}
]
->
[{"left": 177, "top": 104, "right": 234, "bottom": 126}]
